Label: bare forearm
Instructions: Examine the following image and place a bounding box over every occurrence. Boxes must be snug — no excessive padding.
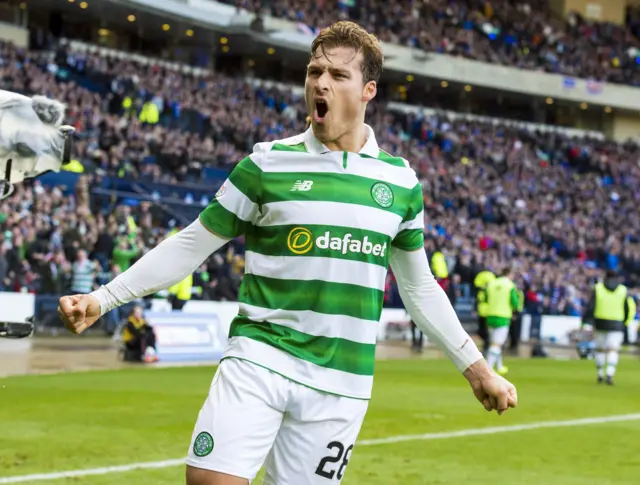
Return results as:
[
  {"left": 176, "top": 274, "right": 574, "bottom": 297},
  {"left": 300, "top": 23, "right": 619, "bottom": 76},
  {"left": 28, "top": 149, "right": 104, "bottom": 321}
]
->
[{"left": 90, "top": 218, "right": 229, "bottom": 316}]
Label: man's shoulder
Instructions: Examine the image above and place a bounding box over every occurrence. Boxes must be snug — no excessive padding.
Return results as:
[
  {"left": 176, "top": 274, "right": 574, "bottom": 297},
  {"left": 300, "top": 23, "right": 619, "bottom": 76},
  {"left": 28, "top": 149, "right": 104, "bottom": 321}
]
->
[
  {"left": 375, "top": 147, "right": 411, "bottom": 169},
  {"left": 252, "top": 132, "right": 308, "bottom": 155},
  {"left": 234, "top": 132, "right": 308, "bottom": 172},
  {"left": 372, "top": 148, "right": 419, "bottom": 187}
]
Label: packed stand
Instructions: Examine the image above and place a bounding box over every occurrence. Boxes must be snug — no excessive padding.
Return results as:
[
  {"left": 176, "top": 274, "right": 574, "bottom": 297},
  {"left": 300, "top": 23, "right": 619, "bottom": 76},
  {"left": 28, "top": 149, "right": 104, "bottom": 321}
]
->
[
  {"left": 0, "top": 179, "right": 247, "bottom": 309},
  {"left": 1, "top": 40, "right": 639, "bottom": 317},
  {"left": 388, "top": 114, "right": 640, "bottom": 315},
  {"left": 227, "top": 0, "right": 640, "bottom": 86}
]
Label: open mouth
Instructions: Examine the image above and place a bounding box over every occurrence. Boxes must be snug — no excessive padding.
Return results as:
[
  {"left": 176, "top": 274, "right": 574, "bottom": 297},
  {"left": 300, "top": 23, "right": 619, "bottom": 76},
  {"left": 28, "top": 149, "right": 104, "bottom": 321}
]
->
[{"left": 314, "top": 100, "right": 329, "bottom": 123}]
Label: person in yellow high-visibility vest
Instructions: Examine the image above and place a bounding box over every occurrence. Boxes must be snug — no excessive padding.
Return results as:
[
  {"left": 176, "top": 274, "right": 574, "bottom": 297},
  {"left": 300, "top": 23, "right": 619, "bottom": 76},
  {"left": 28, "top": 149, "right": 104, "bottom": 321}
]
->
[
  {"left": 582, "top": 270, "right": 630, "bottom": 385},
  {"left": 168, "top": 273, "right": 193, "bottom": 311},
  {"left": 139, "top": 100, "right": 159, "bottom": 125},
  {"left": 474, "top": 269, "right": 496, "bottom": 354},
  {"left": 430, "top": 250, "right": 448, "bottom": 280},
  {"left": 122, "top": 96, "right": 133, "bottom": 117},
  {"left": 484, "top": 267, "right": 519, "bottom": 375}
]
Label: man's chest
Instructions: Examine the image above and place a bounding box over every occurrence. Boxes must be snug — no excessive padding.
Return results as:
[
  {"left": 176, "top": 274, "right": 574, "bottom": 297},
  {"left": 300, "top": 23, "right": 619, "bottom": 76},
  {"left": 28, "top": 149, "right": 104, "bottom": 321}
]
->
[{"left": 256, "top": 153, "right": 413, "bottom": 233}]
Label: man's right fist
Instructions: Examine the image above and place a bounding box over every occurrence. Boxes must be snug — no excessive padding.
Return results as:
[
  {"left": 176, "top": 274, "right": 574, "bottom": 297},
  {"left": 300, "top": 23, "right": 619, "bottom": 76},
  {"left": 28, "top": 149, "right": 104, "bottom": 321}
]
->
[{"left": 58, "top": 294, "right": 101, "bottom": 334}]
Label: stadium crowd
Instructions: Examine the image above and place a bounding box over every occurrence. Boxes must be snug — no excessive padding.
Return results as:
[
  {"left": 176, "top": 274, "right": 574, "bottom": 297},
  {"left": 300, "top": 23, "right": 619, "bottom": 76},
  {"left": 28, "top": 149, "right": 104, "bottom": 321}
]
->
[
  {"left": 0, "top": 38, "right": 639, "bottom": 323},
  {"left": 0, "top": 180, "right": 246, "bottom": 307},
  {"left": 227, "top": 0, "right": 640, "bottom": 86}
]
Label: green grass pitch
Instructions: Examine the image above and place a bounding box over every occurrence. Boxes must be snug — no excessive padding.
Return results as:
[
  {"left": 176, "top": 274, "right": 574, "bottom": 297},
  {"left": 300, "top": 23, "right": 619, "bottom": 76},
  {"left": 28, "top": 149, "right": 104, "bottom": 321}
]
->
[{"left": 1, "top": 356, "right": 639, "bottom": 484}]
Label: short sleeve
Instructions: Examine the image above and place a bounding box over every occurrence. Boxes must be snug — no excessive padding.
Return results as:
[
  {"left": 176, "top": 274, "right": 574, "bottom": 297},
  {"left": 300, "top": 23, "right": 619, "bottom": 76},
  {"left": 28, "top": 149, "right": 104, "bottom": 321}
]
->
[
  {"left": 392, "top": 182, "right": 424, "bottom": 251},
  {"left": 199, "top": 154, "right": 262, "bottom": 239}
]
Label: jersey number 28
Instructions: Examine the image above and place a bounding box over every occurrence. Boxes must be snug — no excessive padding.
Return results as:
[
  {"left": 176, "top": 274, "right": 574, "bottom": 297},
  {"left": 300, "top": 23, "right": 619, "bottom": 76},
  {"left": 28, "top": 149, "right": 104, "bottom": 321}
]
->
[{"left": 315, "top": 441, "right": 353, "bottom": 480}]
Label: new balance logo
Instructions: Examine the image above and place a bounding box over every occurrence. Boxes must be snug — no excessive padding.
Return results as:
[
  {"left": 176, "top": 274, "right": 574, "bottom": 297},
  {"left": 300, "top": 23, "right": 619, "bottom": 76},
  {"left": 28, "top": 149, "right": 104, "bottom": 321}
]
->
[{"left": 290, "top": 180, "right": 314, "bottom": 191}]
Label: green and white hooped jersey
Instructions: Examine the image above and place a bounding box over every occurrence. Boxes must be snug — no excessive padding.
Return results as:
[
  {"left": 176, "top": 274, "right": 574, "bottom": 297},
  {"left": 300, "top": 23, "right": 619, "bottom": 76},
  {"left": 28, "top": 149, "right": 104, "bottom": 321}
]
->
[{"left": 199, "top": 126, "right": 425, "bottom": 400}]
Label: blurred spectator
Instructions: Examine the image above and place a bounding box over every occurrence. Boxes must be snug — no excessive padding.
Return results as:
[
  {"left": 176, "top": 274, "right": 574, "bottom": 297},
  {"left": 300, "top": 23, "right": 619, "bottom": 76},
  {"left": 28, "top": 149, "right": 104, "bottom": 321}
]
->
[
  {"left": 122, "top": 305, "right": 158, "bottom": 363},
  {"left": 71, "top": 249, "right": 98, "bottom": 294}
]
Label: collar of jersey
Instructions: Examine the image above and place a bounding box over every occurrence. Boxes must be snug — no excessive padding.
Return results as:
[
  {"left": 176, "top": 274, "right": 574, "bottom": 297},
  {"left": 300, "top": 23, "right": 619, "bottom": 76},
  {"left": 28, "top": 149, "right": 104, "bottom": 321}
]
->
[{"left": 303, "top": 124, "right": 379, "bottom": 157}]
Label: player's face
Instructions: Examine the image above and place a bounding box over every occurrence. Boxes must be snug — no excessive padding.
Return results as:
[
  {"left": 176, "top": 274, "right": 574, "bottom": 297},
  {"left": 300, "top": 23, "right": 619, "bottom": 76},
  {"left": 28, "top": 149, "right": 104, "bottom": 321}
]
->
[{"left": 305, "top": 46, "right": 376, "bottom": 144}]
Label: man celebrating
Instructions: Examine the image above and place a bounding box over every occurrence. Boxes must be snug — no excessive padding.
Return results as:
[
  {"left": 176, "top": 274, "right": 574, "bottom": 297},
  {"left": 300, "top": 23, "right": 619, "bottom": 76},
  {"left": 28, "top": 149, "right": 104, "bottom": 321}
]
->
[{"left": 58, "top": 21, "right": 517, "bottom": 485}]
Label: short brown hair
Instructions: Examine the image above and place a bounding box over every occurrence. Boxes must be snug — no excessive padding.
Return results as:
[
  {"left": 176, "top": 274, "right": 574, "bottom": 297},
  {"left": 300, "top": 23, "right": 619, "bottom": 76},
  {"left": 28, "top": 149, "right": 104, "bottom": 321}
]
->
[{"left": 310, "top": 21, "right": 384, "bottom": 84}]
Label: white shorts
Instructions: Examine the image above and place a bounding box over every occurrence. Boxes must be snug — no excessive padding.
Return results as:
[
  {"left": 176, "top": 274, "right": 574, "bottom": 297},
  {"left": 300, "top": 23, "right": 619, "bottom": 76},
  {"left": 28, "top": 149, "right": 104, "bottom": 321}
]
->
[
  {"left": 186, "top": 357, "right": 369, "bottom": 484},
  {"left": 594, "top": 330, "right": 624, "bottom": 351},
  {"left": 489, "top": 326, "right": 509, "bottom": 347}
]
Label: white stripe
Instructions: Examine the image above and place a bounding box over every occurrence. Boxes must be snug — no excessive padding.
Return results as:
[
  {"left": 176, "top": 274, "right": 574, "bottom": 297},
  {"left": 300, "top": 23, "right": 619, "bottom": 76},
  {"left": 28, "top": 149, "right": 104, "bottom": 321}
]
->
[
  {"left": 256, "top": 151, "right": 340, "bottom": 172},
  {"left": 3, "top": 413, "right": 638, "bottom": 483},
  {"left": 244, "top": 252, "right": 388, "bottom": 291},
  {"left": 238, "top": 302, "right": 380, "bottom": 344},
  {"left": 256, "top": 151, "right": 417, "bottom": 189},
  {"left": 258, "top": 200, "right": 401, "bottom": 237},
  {"left": 225, "top": 337, "right": 374, "bottom": 399},
  {"left": 216, "top": 179, "right": 259, "bottom": 222},
  {"left": 347, "top": 154, "right": 415, "bottom": 189},
  {"left": 397, "top": 210, "right": 424, "bottom": 233},
  {"left": 251, "top": 134, "right": 306, "bottom": 159}
]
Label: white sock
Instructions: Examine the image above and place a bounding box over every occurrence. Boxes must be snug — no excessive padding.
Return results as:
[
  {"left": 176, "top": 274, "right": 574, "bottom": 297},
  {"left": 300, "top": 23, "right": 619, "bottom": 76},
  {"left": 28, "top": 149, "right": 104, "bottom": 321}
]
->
[
  {"left": 595, "top": 352, "right": 605, "bottom": 378},
  {"left": 496, "top": 352, "right": 504, "bottom": 370},
  {"left": 606, "top": 350, "right": 618, "bottom": 378},
  {"left": 487, "top": 346, "right": 500, "bottom": 370}
]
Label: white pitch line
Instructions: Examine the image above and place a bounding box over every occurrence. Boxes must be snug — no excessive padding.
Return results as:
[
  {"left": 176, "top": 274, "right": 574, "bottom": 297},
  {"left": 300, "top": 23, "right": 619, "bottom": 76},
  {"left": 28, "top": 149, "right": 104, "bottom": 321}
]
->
[
  {"left": 2, "top": 413, "right": 640, "bottom": 484},
  {"left": 0, "top": 459, "right": 186, "bottom": 484},
  {"left": 357, "top": 412, "right": 640, "bottom": 445}
]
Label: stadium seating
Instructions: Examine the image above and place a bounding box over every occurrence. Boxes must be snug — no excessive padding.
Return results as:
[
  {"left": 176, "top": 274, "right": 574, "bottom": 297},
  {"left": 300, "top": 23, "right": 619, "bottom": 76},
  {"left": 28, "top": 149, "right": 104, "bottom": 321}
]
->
[
  {"left": 0, "top": 36, "right": 638, "bottom": 324},
  {"left": 224, "top": 0, "right": 640, "bottom": 86}
]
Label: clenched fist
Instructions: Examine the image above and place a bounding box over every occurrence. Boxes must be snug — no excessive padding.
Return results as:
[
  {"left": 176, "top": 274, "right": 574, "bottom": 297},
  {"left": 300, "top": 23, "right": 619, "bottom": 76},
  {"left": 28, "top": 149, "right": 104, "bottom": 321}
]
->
[
  {"left": 464, "top": 360, "right": 518, "bottom": 415},
  {"left": 58, "top": 294, "right": 101, "bottom": 334}
]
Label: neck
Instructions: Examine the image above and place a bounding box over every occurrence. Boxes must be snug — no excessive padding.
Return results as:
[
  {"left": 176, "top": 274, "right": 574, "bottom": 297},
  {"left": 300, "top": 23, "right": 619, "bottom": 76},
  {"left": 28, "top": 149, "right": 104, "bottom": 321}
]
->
[{"left": 322, "top": 123, "right": 367, "bottom": 153}]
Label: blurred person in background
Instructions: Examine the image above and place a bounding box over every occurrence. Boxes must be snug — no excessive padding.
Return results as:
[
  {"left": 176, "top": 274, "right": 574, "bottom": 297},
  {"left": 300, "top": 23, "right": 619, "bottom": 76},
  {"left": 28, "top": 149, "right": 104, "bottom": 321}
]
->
[
  {"left": 70, "top": 249, "right": 97, "bottom": 295},
  {"left": 430, "top": 246, "right": 449, "bottom": 282},
  {"left": 582, "top": 270, "right": 630, "bottom": 385},
  {"left": 525, "top": 283, "right": 548, "bottom": 358},
  {"left": 40, "top": 249, "right": 71, "bottom": 294},
  {"left": 168, "top": 273, "right": 193, "bottom": 311},
  {"left": 474, "top": 267, "right": 496, "bottom": 354},
  {"left": 122, "top": 304, "right": 158, "bottom": 363},
  {"left": 192, "top": 264, "right": 212, "bottom": 301},
  {"left": 483, "top": 267, "right": 520, "bottom": 375},
  {"left": 508, "top": 283, "right": 525, "bottom": 354},
  {"left": 111, "top": 237, "right": 142, "bottom": 272}
]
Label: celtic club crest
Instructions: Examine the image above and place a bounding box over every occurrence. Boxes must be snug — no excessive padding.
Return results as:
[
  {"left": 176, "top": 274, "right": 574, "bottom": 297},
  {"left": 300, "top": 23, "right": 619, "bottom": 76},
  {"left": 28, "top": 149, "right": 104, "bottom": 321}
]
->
[
  {"left": 371, "top": 182, "right": 394, "bottom": 208},
  {"left": 193, "top": 431, "right": 214, "bottom": 457}
]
